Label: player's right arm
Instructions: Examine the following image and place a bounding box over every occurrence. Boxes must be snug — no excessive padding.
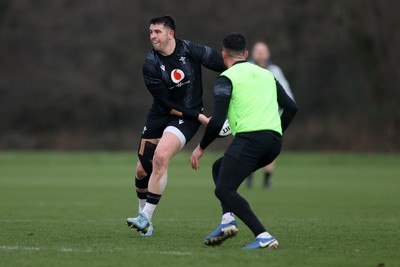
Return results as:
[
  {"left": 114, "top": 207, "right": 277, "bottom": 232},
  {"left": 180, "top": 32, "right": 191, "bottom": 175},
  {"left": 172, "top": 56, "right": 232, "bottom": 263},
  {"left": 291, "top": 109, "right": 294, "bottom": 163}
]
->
[
  {"left": 191, "top": 76, "right": 231, "bottom": 170},
  {"left": 199, "top": 76, "right": 232, "bottom": 149},
  {"left": 143, "top": 59, "right": 201, "bottom": 119}
]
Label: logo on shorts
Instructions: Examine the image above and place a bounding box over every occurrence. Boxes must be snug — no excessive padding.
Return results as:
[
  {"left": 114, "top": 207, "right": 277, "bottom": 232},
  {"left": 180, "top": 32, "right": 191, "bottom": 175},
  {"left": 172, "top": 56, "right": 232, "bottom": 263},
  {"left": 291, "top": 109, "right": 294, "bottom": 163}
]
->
[
  {"left": 179, "top": 119, "right": 184, "bottom": 125},
  {"left": 171, "top": 69, "right": 185, "bottom": 83}
]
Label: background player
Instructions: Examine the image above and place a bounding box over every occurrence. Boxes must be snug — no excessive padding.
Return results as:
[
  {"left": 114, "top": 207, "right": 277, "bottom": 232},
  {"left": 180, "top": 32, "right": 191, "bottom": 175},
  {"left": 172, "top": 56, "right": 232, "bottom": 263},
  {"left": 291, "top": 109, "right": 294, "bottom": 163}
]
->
[
  {"left": 191, "top": 33, "right": 297, "bottom": 249},
  {"left": 127, "top": 16, "right": 225, "bottom": 236},
  {"left": 246, "top": 41, "right": 296, "bottom": 188}
]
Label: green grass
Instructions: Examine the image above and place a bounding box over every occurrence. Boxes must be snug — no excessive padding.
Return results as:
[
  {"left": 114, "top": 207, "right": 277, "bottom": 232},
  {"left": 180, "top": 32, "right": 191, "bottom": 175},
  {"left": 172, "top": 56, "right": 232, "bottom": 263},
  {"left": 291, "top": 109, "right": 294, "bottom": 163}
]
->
[{"left": 0, "top": 152, "right": 399, "bottom": 267}]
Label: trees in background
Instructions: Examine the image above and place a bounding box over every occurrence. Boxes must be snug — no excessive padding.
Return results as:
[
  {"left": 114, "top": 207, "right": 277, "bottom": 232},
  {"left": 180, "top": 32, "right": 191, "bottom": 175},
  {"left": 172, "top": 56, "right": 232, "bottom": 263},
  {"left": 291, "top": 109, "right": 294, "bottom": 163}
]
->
[{"left": 0, "top": 0, "right": 398, "bottom": 151}]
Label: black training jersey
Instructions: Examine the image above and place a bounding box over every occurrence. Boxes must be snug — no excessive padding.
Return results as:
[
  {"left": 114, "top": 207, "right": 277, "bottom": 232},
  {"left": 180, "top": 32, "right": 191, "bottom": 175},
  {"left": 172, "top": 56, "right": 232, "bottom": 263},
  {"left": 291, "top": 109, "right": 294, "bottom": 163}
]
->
[{"left": 142, "top": 39, "right": 226, "bottom": 119}]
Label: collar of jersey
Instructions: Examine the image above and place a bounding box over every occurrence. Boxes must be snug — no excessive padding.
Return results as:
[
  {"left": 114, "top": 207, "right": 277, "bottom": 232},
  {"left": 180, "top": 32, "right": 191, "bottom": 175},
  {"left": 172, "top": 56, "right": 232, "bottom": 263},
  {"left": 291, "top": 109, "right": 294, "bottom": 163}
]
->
[{"left": 232, "top": 60, "right": 248, "bottom": 66}]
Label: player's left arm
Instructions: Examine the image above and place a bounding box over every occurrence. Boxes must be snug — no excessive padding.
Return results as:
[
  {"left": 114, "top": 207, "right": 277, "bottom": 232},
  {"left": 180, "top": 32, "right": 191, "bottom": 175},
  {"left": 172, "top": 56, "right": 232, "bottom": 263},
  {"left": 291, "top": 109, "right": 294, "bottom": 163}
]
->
[
  {"left": 271, "top": 65, "right": 294, "bottom": 100},
  {"left": 276, "top": 79, "right": 297, "bottom": 132},
  {"left": 188, "top": 41, "right": 226, "bottom": 72}
]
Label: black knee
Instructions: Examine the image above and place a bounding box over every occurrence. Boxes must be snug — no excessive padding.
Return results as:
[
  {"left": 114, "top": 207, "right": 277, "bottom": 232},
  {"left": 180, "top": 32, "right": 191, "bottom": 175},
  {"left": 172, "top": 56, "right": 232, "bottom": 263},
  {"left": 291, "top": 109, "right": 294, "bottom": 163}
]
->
[
  {"left": 138, "top": 141, "right": 157, "bottom": 175},
  {"left": 135, "top": 176, "right": 149, "bottom": 199},
  {"left": 212, "top": 157, "right": 223, "bottom": 186},
  {"left": 135, "top": 176, "right": 149, "bottom": 189},
  {"left": 214, "top": 184, "right": 230, "bottom": 203}
]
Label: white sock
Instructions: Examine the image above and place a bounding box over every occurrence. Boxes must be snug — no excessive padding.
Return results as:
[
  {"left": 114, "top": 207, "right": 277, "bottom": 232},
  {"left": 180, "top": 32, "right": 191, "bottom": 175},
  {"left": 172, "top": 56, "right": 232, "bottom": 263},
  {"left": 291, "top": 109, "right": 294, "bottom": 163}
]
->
[
  {"left": 138, "top": 198, "right": 146, "bottom": 213},
  {"left": 257, "top": 231, "right": 272, "bottom": 239},
  {"left": 142, "top": 203, "right": 157, "bottom": 223},
  {"left": 221, "top": 212, "right": 235, "bottom": 224}
]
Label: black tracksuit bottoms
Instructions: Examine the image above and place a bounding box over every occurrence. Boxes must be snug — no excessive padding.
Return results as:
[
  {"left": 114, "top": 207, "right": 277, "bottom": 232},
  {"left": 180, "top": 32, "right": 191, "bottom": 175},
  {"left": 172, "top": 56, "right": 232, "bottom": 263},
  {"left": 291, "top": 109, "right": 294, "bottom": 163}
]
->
[{"left": 212, "top": 130, "right": 282, "bottom": 236}]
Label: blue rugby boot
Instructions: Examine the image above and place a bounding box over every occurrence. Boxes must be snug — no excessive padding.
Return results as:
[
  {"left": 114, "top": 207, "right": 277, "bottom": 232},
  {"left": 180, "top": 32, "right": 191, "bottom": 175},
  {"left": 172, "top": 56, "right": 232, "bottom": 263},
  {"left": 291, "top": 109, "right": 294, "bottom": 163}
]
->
[
  {"left": 242, "top": 236, "right": 279, "bottom": 250},
  {"left": 140, "top": 223, "right": 154, "bottom": 237},
  {"left": 126, "top": 213, "right": 150, "bottom": 234},
  {"left": 204, "top": 220, "right": 238, "bottom": 246}
]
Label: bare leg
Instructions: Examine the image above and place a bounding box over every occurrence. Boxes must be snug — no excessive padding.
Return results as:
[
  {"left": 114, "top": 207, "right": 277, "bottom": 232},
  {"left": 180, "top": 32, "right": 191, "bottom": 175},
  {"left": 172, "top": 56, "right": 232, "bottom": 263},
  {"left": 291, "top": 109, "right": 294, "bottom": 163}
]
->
[
  {"left": 142, "top": 131, "right": 182, "bottom": 222},
  {"left": 148, "top": 132, "right": 181, "bottom": 194}
]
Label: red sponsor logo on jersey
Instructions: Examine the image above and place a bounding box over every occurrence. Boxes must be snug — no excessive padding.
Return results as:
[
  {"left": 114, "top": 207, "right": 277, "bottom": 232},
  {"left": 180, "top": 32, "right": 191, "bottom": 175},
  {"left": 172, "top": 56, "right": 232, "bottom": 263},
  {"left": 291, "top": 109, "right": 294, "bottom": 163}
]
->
[{"left": 171, "top": 69, "right": 185, "bottom": 83}]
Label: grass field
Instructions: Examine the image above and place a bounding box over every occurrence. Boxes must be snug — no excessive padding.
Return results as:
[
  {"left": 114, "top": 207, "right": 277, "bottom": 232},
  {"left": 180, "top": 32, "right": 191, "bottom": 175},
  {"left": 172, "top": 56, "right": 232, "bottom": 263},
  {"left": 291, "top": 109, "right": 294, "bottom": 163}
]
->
[{"left": 0, "top": 152, "right": 399, "bottom": 267}]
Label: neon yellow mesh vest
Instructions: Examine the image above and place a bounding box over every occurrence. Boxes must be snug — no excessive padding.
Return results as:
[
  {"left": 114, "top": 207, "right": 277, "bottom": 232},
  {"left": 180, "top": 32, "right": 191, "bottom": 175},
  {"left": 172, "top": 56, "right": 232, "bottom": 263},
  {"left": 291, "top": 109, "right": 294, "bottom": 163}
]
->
[{"left": 221, "top": 62, "right": 282, "bottom": 136}]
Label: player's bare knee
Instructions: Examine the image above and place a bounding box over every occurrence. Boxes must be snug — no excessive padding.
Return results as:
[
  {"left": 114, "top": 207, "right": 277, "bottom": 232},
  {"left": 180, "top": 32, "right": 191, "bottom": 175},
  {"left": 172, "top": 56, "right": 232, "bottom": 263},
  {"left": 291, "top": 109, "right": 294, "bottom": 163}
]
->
[{"left": 152, "top": 150, "right": 169, "bottom": 171}]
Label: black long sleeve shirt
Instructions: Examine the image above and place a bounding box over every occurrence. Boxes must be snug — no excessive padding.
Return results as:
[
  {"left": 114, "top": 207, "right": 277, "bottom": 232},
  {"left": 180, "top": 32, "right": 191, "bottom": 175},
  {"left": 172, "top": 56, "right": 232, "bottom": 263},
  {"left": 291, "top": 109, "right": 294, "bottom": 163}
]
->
[{"left": 143, "top": 39, "right": 226, "bottom": 119}]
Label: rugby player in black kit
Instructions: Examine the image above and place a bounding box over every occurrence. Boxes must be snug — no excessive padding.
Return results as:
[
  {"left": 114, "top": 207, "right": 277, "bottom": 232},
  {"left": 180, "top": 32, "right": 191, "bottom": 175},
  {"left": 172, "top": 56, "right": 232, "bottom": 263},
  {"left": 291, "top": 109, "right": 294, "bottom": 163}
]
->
[{"left": 127, "top": 16, "right": 226, "bottom": 236}]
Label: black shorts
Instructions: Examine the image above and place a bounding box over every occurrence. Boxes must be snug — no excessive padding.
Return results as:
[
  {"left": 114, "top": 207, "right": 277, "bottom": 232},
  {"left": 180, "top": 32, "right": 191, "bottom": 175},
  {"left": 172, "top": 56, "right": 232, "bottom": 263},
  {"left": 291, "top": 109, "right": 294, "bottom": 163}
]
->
[
  {"left": 141, "top": 112, "right": 201, "bottom": 146},
  {"left": 225, "top": 130, "right": 282, "bottom": 171}
]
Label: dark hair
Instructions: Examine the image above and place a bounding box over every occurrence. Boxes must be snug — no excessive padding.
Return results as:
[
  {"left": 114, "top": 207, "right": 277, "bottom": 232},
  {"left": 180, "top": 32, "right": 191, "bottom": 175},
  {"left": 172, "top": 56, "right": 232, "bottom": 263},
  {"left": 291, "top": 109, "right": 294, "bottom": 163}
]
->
[
  {"left": 223, "top": 32, "right": 247, "bottom": 52},
  {"left": 149, "top": 15, "right": 176, "bottom": 32}
]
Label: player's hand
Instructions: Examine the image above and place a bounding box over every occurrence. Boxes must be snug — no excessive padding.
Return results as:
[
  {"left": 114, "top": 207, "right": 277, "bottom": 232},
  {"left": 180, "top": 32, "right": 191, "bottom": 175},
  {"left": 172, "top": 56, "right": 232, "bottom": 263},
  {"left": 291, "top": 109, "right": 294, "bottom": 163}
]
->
[
  {"left": 191, "top": 145, "right": 204, "bottom": 170},
  {"left": 198, "top": 114, "right": 210, "bottom": 126}
]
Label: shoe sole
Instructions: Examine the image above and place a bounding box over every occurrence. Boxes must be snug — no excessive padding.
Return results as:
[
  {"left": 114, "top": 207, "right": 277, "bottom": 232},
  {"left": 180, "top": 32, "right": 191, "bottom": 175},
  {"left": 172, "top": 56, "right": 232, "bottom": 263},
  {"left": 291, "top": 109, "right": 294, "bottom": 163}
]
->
[
  {"left": 242, "top": 239, "right": 279, "bottom": 250},
  {"left": 126, "top": 220, "right": 149, "bottom": 234},
  {"left": 140, "top": 231, "right": 153, "bottom": 237},
  {"left": 204, "top": 225, "right": 238, "bottom": 246},
  {"left": 267, "top": 240, "right": 279, "bottom": 249}
]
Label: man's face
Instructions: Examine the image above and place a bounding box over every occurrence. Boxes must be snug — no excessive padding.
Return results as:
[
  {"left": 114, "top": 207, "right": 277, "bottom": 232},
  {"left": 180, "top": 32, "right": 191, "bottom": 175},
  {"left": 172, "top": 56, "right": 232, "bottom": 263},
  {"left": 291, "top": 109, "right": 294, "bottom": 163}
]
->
[
  {"left": 251, "top": 43, "right": 270, "bottom": 67},
  {"left": 149, "top": 23, "right": 173, "bottom": 52}
]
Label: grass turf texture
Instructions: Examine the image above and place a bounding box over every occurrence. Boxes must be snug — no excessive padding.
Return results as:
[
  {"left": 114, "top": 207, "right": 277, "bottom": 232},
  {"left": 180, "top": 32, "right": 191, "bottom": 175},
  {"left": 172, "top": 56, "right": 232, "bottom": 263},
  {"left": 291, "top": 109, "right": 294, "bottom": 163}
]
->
[{"left": 0, "top": 152, "right": 399, "bottom": 267}]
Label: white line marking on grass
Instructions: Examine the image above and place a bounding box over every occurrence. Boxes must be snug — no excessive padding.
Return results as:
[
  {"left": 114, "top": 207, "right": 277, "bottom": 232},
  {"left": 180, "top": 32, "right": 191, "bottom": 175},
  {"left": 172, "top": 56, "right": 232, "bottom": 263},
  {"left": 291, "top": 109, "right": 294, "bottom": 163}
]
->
[
  {"left": 0, "top": 217, "right": 212, "bottom": 224},
  {"left": 0, "top": 246, "right": 40, "bottom": 251},
  {"left": 59, "top": 247, "right": 93, "bottom": 253},
  {"left": 59, "top": 248, "right": 73, "bottom": 252},
  {"left": 0, "top": 246, "right": 192, "bottom": 256},
  {"left": 0, "top": 246, "right": 93, "bottom": 253},
  {"left": 157, "top": 251, "right": 192, "bottom": 256},
  {"left": 0, "top": 219, "right": 117, "bottom": 224}
]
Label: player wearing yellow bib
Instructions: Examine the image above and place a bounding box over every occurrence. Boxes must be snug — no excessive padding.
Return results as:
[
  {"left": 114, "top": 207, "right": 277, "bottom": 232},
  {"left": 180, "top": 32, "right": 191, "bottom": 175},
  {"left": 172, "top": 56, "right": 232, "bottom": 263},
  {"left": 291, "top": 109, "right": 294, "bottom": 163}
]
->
[{"left": 191, "top": 33, "right": 297, "bottom": 249}]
